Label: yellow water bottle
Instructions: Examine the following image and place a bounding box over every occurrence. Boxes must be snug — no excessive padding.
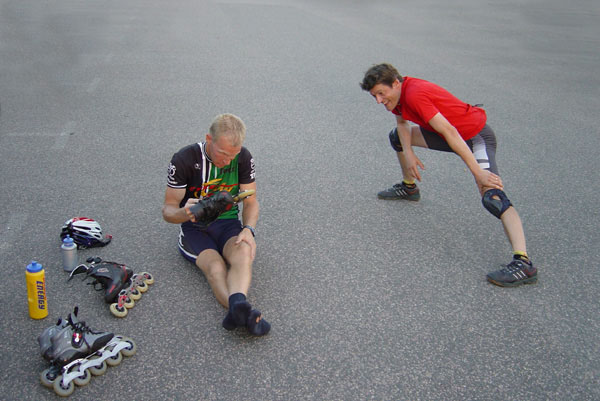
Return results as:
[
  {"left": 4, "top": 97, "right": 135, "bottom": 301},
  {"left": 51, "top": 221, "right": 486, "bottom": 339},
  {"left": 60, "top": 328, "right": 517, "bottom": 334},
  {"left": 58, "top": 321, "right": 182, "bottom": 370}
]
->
[{"left": 26, "top": 261, "right": 48, "bottom": 319}]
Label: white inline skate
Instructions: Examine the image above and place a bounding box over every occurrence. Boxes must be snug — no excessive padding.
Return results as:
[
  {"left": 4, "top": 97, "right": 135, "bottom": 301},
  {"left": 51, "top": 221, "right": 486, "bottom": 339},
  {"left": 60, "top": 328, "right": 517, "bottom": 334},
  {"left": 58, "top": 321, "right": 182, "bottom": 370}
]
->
[{"left": 38, "top": 307, "right": 137, "bottom": 397}]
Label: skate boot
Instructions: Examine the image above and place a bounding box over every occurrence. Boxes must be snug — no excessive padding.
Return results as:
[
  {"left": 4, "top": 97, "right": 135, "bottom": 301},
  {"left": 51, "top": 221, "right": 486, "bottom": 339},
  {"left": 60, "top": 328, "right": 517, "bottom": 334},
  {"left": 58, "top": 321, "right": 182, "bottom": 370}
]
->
[
  {"left": 38, "top": 307, "right": 80, "bottom": 362},
  {"left": 85, "top": 259, "right": 134, "bottom": 303},
  {"left": 70, "top": 257, "right": 154, "bottom": 318},
  {"left": 377, "top": 182, "right": 420, "bottom": 201},
  {"left": 39, "top": 308, "right": 137, "bottom": 397},
  {"left": 189, "top": 191, "right": 234, "bottom": 227},
  {"left": 487, "top": 257, "right": 537, "bottom": 287}
]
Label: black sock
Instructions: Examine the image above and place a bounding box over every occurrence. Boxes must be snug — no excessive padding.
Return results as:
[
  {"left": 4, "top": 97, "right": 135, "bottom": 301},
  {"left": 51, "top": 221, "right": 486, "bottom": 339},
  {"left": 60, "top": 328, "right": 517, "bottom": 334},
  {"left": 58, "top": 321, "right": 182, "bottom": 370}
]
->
[
  {"left": 229, "top": 293, "right": 251, "bottom": 327},
  {"left": 222, "top": 312, "right": 236, "bottom": 330},
  {"left": 222, "top": 293, "right": 249, "bottom": 330},
  {"left": 247, "top": 309, "right": 271, "bottom": 336},
  {"left": 228, "top": 293, "right": 246, "bottom": 307}
]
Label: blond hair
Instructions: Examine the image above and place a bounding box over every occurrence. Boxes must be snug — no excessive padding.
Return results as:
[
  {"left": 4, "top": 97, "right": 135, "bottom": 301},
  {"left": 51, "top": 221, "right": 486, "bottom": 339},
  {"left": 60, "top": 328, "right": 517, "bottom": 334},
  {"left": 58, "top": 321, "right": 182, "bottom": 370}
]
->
[{"left": 209, "top": 113, "right": 246, "bottom": 146}]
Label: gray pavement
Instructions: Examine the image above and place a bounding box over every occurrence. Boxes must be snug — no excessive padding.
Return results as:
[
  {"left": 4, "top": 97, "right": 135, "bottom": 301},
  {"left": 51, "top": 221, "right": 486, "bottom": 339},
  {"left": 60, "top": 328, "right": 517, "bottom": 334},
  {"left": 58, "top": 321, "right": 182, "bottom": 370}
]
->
[{"left": 1, "top": 0, "right": 599, "bottom": 400}]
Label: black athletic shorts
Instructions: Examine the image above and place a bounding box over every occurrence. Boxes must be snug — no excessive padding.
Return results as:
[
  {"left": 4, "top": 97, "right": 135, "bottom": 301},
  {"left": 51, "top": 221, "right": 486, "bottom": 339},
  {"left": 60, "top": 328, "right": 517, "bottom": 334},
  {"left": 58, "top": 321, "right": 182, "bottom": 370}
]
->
[{"left": 178, "top": 219, "right": 243, "bottom": 262}]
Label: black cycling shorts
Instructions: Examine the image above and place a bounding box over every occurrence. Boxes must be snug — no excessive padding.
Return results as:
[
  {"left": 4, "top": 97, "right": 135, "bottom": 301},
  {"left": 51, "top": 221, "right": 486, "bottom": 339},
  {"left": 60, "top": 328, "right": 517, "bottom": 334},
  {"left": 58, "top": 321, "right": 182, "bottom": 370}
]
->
[
  {"left": 388, "top": 124, "right": 499, "bottom": 175},
  {"left": 178, "top": 219, "right": 243, "bottom": 262}
]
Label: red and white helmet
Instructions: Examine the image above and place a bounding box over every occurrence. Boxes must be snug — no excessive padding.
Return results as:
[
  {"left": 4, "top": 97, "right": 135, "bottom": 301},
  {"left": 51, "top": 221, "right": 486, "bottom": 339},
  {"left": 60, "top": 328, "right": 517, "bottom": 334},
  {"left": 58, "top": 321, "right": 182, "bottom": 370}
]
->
[{"left": 60, "top": 217, "right": 112, "bottom": 249}]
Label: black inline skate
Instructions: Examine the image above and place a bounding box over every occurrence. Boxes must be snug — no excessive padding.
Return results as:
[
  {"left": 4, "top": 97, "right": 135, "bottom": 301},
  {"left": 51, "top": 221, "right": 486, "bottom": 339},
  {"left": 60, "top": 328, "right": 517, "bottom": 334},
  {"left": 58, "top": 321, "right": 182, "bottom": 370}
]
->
[
  {"left": 38, "top": 307, "right": 136, "bottom": 397},
  {"left": 69, "top": 257, "right": 154, "bottom": 318}
]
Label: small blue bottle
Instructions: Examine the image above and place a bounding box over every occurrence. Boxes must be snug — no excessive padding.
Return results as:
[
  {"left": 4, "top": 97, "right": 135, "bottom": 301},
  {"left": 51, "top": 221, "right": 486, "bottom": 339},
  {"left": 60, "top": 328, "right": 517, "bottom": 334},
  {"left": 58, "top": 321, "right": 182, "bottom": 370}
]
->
[{"left": 61, "top": 235, "right": 78, "bottom": 272}]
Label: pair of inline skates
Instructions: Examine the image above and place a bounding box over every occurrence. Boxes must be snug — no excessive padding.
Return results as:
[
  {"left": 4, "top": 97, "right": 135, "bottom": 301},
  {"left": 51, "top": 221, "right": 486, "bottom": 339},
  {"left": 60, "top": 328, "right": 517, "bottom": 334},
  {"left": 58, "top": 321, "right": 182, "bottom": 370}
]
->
[
  {"left": 69, "top": 256, "right": 154, "bottom": 317},
  {"left": 38, "top": 307, "right": 136, "bottom": 397}
]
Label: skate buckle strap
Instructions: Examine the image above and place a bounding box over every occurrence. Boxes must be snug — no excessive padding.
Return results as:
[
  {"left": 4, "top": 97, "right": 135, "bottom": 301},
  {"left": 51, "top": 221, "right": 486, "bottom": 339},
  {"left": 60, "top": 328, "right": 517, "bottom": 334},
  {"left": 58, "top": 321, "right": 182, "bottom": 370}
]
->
[{"left": 67, "top": 264, "right": 91, "bottom": 281}]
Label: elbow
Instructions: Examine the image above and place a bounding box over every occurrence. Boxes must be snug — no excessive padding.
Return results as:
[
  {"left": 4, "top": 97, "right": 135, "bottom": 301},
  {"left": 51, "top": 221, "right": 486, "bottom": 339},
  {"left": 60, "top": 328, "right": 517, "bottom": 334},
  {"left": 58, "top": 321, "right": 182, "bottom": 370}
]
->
[{"left": 161, "top": 206, "right": 173, "bottom": 223}]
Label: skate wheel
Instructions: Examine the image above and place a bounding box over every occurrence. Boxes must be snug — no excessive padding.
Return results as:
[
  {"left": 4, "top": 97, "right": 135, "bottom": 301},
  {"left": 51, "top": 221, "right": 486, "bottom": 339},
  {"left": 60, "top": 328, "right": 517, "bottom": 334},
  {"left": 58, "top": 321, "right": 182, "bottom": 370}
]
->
[
  {"left": 137, "top": 281, "right": 148, "bottom": 293},
  {"left": 73, "top": 369, "right": 91, "bottom": 386},
  {"left": 124, "top": 296, "right": 135, "bottom": 308},
  {"left": 142, "top": 272, "right": 154, "bottom": 285},
  {"left": 106, "top": 351, "right": 123, "bottom": 366},
  {"left": 120, "top": 337, "right": 137, "bottom": 357},
  {"left": 53, "top": 375, "right": 75, "bottom": 397},
  {"left": 110, "top": 303, "right": 128, "bottom": 318},
  {"left": 88, "top": 359, "right": 107, "bottom": 376},
  {"left": 40, "top": 368, "right": 56, "bottom": 388},
  {"left": 129, "top": 288, "right": 142, "bottom": 301}
]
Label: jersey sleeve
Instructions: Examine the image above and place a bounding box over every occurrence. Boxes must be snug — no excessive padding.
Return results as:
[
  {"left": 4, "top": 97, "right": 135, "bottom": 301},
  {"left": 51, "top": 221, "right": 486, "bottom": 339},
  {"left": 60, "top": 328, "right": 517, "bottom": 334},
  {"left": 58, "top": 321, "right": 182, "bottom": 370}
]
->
[
  {"left": 167, "top": 149, "right": 189, "bottom": 189},
  {"left": 238, "top": 147, "right": 256, "bottom": 184}
]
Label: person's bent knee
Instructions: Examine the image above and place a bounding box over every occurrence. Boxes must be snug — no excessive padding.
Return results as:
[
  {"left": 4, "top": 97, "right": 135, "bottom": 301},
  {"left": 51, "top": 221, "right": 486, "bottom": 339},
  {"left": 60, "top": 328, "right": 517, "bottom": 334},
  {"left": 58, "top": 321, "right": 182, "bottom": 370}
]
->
[
  {"left": 482, "top": 189, "right": 513, "bottom": 219},
  {"left": 225, "top": 238, "right": 254, "bottom": 263},
  {"left": 388, "top": 128, "right": 403, "bottom": 152},
  {"left": 234, "top": 240, "right": 254, "bottom": 261}
]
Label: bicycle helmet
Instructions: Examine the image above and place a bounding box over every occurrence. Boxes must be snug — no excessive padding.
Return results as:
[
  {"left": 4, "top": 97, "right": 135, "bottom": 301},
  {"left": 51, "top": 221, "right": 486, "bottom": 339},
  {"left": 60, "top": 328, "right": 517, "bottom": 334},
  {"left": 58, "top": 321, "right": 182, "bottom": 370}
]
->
[{"left": 60, "top": 217, "right": 112, "bottom": 249}]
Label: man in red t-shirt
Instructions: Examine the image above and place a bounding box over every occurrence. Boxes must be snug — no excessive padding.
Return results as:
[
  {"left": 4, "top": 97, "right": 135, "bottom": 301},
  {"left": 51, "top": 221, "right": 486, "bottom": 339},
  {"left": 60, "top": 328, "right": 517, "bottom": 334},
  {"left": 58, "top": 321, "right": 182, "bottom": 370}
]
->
[{"left": 361, "top": 63, "right": 536, "bottom": 287}]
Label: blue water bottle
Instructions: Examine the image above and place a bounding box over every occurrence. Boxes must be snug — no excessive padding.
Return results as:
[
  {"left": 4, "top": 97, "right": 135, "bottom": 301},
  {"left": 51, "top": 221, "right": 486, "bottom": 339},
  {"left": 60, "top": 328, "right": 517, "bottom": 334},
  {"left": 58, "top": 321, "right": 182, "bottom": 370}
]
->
[{"left": 61, "top": 235, "right": 78, "bottom": 272}]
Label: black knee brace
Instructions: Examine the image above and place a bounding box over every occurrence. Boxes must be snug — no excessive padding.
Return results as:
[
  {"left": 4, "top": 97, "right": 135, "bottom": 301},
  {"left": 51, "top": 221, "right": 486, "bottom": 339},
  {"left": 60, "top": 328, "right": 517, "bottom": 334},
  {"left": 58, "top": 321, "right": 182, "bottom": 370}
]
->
[
  {"left": 388, "top": 128, "right": 403, "bottom": 152},
  {"left": 482, "top": 189, "right": 512, "bottom": 219}
]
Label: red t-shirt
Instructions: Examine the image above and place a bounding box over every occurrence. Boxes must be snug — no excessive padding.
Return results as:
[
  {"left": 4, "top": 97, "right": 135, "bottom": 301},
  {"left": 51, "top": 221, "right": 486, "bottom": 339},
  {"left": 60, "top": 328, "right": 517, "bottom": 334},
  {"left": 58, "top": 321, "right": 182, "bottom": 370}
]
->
[{"left": 392, "top": 77, "right": 487, "bottom": 140}]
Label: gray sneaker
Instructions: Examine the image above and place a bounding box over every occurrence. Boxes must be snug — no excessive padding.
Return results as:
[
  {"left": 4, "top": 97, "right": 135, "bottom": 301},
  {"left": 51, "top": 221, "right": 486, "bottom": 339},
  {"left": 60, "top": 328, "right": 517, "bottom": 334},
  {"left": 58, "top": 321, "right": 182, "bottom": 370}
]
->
[
  {"left": 377, "top": 182, "right": 420, "bottom": 201},
  {"left": 487, "top": 258, "right": 537, "bottom": 287}
]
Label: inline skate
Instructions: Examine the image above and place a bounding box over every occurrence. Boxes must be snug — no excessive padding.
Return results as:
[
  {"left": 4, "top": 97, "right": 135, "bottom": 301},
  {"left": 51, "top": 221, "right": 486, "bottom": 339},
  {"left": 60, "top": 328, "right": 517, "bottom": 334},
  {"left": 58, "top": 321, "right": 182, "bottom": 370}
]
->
[
  {"left": 69, "top": 257, "right": 154, "bottom": 317},
  {"left": 38, "top": 307, "right": 136, "bottom": 397}
]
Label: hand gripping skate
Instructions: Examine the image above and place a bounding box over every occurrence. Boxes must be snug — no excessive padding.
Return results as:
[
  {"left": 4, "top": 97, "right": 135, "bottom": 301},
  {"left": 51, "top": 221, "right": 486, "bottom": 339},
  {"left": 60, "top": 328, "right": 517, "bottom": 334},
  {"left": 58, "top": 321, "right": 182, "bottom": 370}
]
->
[
  {"left": 69, "top": 257, "right": 154, "bottom": 318},
  {"left": 39, "top": 307, "right": 137, "bottom": 397},
  {"left": 188, "top": 190, "right": 235, "bottom": 226},
  {"left": 188, "top": 189, "right": 255, "bottom": 227}
]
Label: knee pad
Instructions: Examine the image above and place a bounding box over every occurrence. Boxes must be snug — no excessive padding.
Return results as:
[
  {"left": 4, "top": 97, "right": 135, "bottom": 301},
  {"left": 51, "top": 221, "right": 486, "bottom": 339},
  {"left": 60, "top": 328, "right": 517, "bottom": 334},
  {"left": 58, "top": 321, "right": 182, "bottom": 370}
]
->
[
  {"left": 388, "top": 128, "right": 403, "bottom": 152},
  {"left": 482, "top": 189, "right": 512, "bottom": 219}
]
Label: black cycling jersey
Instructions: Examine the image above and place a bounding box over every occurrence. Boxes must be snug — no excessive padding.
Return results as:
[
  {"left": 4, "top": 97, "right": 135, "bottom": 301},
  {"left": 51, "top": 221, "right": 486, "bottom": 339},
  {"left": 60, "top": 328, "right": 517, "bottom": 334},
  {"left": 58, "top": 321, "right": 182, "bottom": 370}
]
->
[{"left": 167, "top": 142, "right": 255, "bottom": 218}]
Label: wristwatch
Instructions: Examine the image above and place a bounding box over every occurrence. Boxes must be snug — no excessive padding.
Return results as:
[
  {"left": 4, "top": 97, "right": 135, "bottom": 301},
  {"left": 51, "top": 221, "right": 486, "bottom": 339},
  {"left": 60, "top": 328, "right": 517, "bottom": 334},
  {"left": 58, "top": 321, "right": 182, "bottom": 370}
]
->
[{"left": 243, "top": 225, "right": 256, "bottom": 237}]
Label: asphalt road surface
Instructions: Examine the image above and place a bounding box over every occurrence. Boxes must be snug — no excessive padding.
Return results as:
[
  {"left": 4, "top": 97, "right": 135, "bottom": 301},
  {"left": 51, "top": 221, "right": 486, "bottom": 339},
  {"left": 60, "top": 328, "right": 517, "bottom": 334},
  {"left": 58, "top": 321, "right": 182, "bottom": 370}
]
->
[{"left": 1, "top": 0, "right": 599, "bottom": 400}]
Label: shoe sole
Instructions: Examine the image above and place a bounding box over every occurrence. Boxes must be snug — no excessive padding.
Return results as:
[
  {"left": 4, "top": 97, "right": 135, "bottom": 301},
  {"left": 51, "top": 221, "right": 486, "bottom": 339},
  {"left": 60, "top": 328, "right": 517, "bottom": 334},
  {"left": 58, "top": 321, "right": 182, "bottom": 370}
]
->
[
  {"left": 377, "top": 195, "right": 420, "bottom": 201},
  {"left": 486, "top": 276, "right": 538, "bottom": 287}
]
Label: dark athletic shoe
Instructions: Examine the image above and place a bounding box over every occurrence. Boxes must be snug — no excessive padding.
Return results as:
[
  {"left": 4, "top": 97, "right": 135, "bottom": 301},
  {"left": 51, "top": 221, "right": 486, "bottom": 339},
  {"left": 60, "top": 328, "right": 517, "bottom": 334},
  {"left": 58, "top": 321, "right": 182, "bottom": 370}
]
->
[
  {"left": 377, "top": 182, "right": 420, "bottom": 201},
  {"left": 487, "top": 259, "right": 537, "bottom": 287}
]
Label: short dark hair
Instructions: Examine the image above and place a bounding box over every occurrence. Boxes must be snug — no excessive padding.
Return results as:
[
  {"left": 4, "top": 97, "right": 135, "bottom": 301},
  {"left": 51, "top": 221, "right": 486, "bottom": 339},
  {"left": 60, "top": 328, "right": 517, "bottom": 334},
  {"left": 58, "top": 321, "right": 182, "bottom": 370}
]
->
[{"left": 360, "top": 63, "right": 403, "bottom": 91}]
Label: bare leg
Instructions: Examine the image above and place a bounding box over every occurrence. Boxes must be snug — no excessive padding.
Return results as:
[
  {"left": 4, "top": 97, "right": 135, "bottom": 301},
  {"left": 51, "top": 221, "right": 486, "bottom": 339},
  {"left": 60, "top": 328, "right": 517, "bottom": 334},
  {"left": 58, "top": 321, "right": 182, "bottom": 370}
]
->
[
  {"left": 222, "top": 236, "right": 269, "bottom": 335},
  {"left": 222, "top": 236, "right": 253, "bottom": 297},
  {"left": 485, "top": 201, "right": 536, "bottom": 287},
  {"left": 479, "top": 186, "right": 528, "bottom": 256},
  {"left": 194, "top": 234, "right": 254, "bottom": 308},
  {"left": 500, "top": 207, "right": 527, "bottom": 254},
  {"left": 195, "top": 249, "right": 229, "bottom": 308},
  {"left": 396, "top": 126, "right": 429, "bottom": 181}
]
